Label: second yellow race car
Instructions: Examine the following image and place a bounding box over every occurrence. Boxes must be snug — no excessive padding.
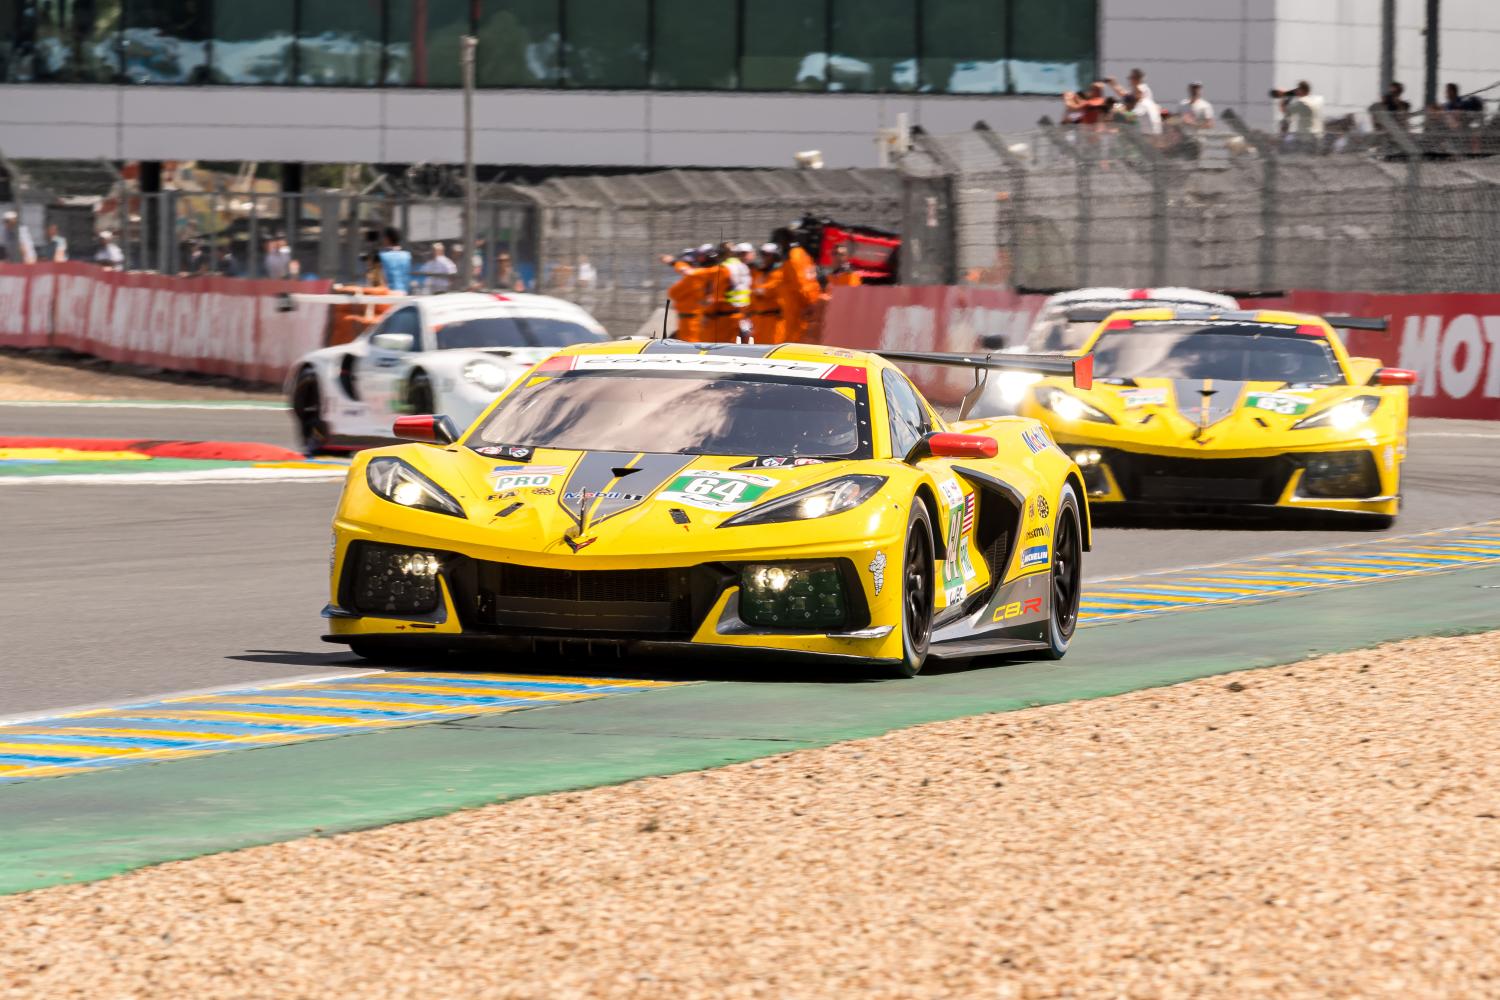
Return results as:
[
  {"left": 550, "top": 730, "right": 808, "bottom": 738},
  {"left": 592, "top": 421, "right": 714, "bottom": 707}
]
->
[
  {"left": 322, "top": 339, "right": 1093, "bottom": 676},
  {"left": 1001, "top": 306, "right": 1415, "bottom": 526}
]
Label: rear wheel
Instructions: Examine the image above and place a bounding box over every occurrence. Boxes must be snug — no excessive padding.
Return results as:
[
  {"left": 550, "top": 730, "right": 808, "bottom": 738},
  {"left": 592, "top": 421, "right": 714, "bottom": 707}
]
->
[
  {"left": 1042, "top": 484, "right": 1082, "bottom": 660},
  {"left": 875, "top": 501, "right": 935, "bottom": 679},
  {"left": 291, "top": 367, "right": 328, "bottom": 455},
  {"left": 407, "top": 370, "right": 435, "bottom": 415}
]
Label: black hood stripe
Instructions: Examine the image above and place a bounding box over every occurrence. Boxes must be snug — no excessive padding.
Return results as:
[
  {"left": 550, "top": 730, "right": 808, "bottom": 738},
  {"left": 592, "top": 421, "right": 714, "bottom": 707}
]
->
[
  {"left": 1171, "top": 379, "right": 1247, "bottom": 428},
  {"left": 558, "top": 451, "right": 695, "bottom": 530},
  {"left": 641, "top": 340, "right": 784, "bottom": 358}
]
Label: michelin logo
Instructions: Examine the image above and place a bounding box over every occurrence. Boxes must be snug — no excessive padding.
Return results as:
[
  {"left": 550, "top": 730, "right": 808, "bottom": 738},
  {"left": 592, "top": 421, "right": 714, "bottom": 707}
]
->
[{"left": 1020, "top": 544, "right": 1049, "bottom": 568}]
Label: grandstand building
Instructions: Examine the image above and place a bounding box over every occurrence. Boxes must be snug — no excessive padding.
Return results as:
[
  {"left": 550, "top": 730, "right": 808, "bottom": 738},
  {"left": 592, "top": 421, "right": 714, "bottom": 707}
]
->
[{"left": 0, "top": 0, "right": 1495, "bottom": 169}]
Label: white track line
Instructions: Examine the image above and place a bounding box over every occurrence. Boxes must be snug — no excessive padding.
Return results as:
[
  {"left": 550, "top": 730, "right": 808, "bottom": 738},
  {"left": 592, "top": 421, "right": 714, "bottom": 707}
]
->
[
  {"left": 1409, "top": 431, "right": 1500, "bottom": 439},
  {"left": 0, "top": 669, "right": 387, "bottom": 729},
  {"left": 0, "top": 468, "right": 346, "bottom": 485}
]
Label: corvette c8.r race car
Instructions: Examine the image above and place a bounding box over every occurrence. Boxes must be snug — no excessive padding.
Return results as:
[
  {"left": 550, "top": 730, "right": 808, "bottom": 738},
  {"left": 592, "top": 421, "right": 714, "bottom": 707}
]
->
[
  {"left": 1003, "top": 306, "right": 1415, "bottom": 526},
  {"left": 322, "top": 339, "right": 1094, "bottom": 677}
]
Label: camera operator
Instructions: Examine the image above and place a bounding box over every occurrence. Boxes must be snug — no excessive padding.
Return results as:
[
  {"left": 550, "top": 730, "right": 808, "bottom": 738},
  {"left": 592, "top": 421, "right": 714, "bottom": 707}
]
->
[{"left": 1272, "top": 81, "right": 1324, "bottom": 152}]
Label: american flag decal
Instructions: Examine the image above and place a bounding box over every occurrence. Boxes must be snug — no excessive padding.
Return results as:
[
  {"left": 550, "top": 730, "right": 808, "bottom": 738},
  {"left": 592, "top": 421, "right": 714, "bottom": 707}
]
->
[{"left": 962, "top": 492, "right": 975, "bottom": 533}]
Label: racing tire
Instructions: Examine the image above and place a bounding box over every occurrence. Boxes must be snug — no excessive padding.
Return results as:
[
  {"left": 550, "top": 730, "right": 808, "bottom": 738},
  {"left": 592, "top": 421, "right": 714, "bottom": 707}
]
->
[
  {"left": 876, "top": 501, "right": 935, "bottom": 679},
  {"left": 1041, "top": 483, "right": 1083, "bottom": 661},
  {"left": 407, "top": 370, "right": 436, "bottom": 416},
  {"left": 291, "top": 366, "right": 329, "bottom": 455},
  {"left": 346, "top": 639, "right": 432, "bottom": 665}
]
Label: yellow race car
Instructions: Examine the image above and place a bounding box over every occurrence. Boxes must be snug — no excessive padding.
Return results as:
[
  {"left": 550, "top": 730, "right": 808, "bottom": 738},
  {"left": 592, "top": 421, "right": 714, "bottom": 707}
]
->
[
  {"left": 1006, "top": 307, "right": 1415, "bottom": 526},
  {"left": 322, "top": 339, "right": 1093, "bottom": 676}
]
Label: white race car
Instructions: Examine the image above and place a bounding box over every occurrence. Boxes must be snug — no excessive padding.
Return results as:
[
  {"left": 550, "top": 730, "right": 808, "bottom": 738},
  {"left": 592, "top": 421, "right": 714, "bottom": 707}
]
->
[
  {"left": 976, "top": 287, "right": 1241, "bottom": 415},
  {"left": 286, "top": 292, "right": 608, "bottom": 453}
]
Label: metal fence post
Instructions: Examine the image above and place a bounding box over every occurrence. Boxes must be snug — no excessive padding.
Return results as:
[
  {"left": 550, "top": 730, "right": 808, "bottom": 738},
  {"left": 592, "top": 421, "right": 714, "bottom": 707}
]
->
[
  {"left": 1371, "top": 107, "right": 1423, "bottom": 293},
  {"left": 1037, "top": 117, "right": 1090, "bottom": 286},
  {"left": 972, "top": 121, "right": 1028, "bottom": 286},
  {"left": 1113, "top": 123, "right": 1169, "bottom": 286},
  {"left": 1222, "top": 109, "right": 1277, "bottom": 293}
]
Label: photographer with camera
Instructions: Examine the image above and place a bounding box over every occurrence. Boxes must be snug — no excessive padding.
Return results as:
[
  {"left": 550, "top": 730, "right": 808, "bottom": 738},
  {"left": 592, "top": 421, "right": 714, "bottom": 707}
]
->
[{"left": 1272, "top": 80, "right": 1324, "bottom": 152}]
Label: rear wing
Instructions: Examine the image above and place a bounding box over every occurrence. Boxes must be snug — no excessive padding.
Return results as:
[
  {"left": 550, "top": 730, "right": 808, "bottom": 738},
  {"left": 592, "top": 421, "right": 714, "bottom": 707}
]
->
[
  {"left": 878, "top": 350, "right": 1094, "bottom": 420},
  {"left": 275, "top": 291, "right": 412, "bottom": 312},
  {"left": 1063, "top": 307, "right": 1390, "bottom": 332}
]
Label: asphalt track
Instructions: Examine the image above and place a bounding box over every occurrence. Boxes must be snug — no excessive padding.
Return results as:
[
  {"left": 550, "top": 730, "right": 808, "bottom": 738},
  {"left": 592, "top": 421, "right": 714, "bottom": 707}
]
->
[{"left": 3, "top": 405, "right": 1499, "bottom": 715}]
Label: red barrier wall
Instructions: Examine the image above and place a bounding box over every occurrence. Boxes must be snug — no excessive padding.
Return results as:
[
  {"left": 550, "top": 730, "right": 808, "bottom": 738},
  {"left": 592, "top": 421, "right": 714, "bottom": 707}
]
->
[
  {"left": 824, "top": 285, "right": 1500, "bottom": 419},
  {"left": 0, "top": 262, "right": 332, "bottom": 385}
]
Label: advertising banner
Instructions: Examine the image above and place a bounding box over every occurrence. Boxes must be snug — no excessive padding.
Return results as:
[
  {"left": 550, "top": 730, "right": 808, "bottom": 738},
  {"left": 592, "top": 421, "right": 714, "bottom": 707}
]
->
[
  {"left": 824, "top": 285, "right": 1500, "bottom": 419},
  {"left": 0, "top": 262, "right": 331, "bottom": 385}
]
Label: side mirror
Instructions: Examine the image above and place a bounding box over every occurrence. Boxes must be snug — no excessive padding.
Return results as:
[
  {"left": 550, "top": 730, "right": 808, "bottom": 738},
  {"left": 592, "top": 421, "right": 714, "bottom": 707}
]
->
[
  {"left": 904, "top": 430, "right": 999, "bottom": 463},
  {"left": 979, "top": 332, "right": 1008, "bottom": 351},
  {"left": 371, "top": 331, "right": 415, "bottom": 352},
  {"left": 393, "top": 414, "right": 458, "bottom": 445},
  {"left": 1370, "top": 367, "right": 1417, "bottom": 387}
]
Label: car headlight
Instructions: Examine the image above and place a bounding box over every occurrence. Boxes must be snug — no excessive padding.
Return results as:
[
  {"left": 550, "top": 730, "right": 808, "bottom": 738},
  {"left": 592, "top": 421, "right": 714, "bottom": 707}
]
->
[
  {"left": 366, "top": 457, "right": 466, "bottom": 518},
  {"left": 721, "top": 475, "right": 886, "bottom": 527},
  {"left": 462, "top": 359, "right": 510, "bottom": 392},
  {"left": 993, "top": 371, "right": 1043, "bottom": 407},
  {"left": 1035, "top": 386, "right": 1115, "bottom": 424},
  {"left": 1293, "top": 397, "right": 1380, "bottom": 431}
]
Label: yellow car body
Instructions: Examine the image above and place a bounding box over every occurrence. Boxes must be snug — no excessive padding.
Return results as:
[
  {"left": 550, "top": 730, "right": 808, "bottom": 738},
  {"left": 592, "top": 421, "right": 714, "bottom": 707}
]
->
[
  {"left": 323, "top": 339, "right": 1091, "bottom": 675},
  {"left": 1011, "top": 308, "right": 1411, "bottom": 524}
]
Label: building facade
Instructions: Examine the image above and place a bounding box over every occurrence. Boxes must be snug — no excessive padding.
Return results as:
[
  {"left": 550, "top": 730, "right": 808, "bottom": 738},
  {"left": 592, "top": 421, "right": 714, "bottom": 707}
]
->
[{"left": 0, "top": 0, "right": 1494, "bottom": 168}]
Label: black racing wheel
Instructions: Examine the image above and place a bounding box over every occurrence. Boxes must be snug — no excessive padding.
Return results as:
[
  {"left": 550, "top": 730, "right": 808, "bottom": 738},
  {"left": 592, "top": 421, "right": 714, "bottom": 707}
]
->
[
  {"left": 879, "top": 500, "right": 935, "bottom": 679},
  {"left": 407, "top": 370, "right": 435, "bottom": 415},
  {"left": 291, "top": 366, "right": 328, "bottom": 455},
  {"left": 347, "top": 639, "right": 430, "bottom": 665},
  {"left": 1042, "top": 483, "right": 1083, "bottom": 660}
]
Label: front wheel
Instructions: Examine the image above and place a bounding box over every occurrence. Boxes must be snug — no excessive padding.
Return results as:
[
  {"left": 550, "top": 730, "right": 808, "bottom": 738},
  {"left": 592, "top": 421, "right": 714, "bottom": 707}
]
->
[
  {"left": 1041, "top": 483, "right": 1083, "bottom": 660},
  {"left": 874, "top": 501, "right": 935, "bottom": 679},
  {"left": 346, "top": 639, "right": 433, "bottom": 665}
]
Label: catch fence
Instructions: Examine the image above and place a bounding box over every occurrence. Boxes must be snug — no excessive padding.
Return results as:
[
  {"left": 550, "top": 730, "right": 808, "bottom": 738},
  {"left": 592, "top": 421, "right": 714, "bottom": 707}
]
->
[
  {"left": 17, "top": 167, "right": 900, "bottom": 337},
  {"left": 897, "top": 111, "right": 1500, "bottom": 295}
]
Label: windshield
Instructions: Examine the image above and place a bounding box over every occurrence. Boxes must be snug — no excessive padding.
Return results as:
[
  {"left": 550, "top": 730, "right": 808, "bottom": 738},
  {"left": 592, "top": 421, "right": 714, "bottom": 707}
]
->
[
  {"left": 1025, "top": 316, "right": 1099, "bottom": 352},
  {"left": 472, "top": 372, "right": 872, "bottom": 459},
  {"left": 435, "top": 316, "right": 606, "bottom": 351},
  {"left": 1091, "top": 325, "right": 1344, "bottom": 383}
]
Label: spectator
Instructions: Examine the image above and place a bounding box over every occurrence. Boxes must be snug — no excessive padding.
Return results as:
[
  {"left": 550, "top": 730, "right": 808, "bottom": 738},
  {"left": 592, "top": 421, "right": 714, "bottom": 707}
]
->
[
  {"left": 1443, "top": 83, "right": 1485, "bottom": 123},
  {"left": 1373, "top": 81, "right": 1412, "bottom": 131},
  {"left": 2, "top": 211, "right": 37, "bottom": 264},
  {"left": 1062, "top": 82, "right": 1108, "bottom": 126},
  {"left": 1278, "top": 81, "right": 1325, "bottom": 150},
  {"left": 93, "top": 230, "right": 124, "bottom": 270},
  {"left": 38, "top": 222, "right": 67, "bottom": 262},
  {"left": 419, "top": 241, "right": 457, "bottom": 293},
  {"left": 493, "top": 250, "right": 525, "bottom": 292},
  {"left": 1108, "top": 69, "right": 1162, "bottom": 135},
  {"left": 377, "top": 226, "right": 412, "bottom": 293},
  {"left": 215, "top": 242, "right": 241, "bottom": 277},
  {"left": 185, "top": 239, "right": 211, "bottom": 275},
  {"left": 576, "top": 253, "right": 597, "bottom": 289},
  {"left": 262, "top": 236, "right": 291, "bottom": 279},
  {"left": 1180, "top": 82, "right": 1215, "bottom": 128}
]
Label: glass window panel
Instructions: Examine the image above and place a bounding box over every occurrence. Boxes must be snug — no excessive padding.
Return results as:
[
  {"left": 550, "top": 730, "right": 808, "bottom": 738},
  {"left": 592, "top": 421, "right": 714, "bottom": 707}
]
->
[
  {"left": 23, "top": 0, "right": 121, "bottom": 82},
  {"left": 562, "top": 0, "right": 645, "bottom": 88},
  {"left": 741, "top": 0, "right": 825, "bottom": 91},
  {"left": 122, "top": 0, "right": 207, "bottom": 83},
  {"left": 828, "top": 0, "right": 915, "bottom": 93},
  {"left": 651, "top": 0, "right": 734, "bottom": 89},
  {"left": 1010, "top": 0, "right": 1096, "bottom": 95},
  {"left": 211, "top": 0, "right": 293, "bottom": 84},
  {"left": 299, "top": 0, "right": 383, "bottom": 86},
  {"left": 477, "top": 0, "right": 560, "bottom": 87},
  {"left": 920, "top": 0, "right": 1004, "bottom": 94},
  {"left": 385, "top": 0, "right": 469, "bottom": 86},
  {"left": 0, "top": 0, "right": 18, "bottom": 81}
]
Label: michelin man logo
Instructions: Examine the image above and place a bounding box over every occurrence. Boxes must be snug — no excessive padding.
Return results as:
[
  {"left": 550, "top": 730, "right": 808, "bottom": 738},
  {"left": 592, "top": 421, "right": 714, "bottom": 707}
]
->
[{"left": 868, "top": 551, "right": 887, "bottom": 596}]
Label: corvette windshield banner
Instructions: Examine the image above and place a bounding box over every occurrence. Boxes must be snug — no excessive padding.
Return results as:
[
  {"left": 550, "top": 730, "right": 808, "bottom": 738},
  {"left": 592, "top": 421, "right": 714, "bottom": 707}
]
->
[{"left": 0, "top": 262, "right": 331, "bottom": 384}]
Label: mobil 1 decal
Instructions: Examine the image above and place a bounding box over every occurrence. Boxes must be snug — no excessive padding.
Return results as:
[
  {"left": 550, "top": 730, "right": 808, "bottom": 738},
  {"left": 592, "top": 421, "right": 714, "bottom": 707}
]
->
[{"left": 657, "top": 469, "right": 777, "bottom": 512}]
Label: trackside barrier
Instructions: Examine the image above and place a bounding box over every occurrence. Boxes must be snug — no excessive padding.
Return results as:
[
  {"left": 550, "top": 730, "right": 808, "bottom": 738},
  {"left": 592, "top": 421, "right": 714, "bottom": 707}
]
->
[
  {"left": 0, "top": 262, "right": 331, "bottom": 385},
  {"left": 821, "top": 285, "right": 1500, "bottom": 420}
]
